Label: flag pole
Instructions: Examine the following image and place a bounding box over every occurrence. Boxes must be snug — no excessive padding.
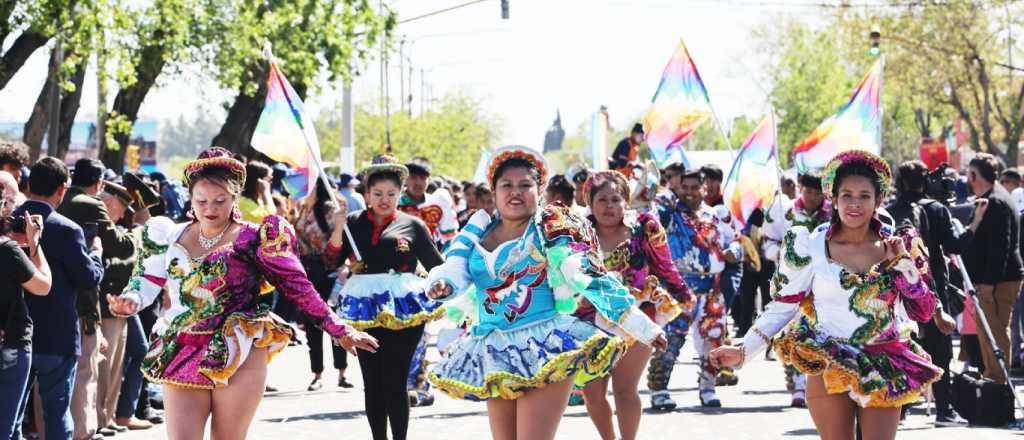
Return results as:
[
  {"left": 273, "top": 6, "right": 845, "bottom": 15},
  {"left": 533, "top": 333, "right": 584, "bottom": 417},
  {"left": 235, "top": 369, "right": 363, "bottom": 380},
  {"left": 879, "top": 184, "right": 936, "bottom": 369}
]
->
[{"left": 264, "top": 43, "right": 363, "bottom": 261}]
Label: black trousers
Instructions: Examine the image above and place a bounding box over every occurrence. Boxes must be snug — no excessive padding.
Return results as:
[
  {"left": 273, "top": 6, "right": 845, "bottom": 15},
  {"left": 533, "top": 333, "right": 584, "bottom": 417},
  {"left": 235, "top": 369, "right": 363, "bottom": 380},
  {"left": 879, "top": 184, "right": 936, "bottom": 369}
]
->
[
  {"left": 917, "top": 320, "right": 953, "bottom": 414},
  {"left": 736, "top": 260, "right": 774, "bottom": 337},
  {"left": 305, "top": 319, "right": 348, "bottom": 374},
  {"left": 358, "top": 325, "right": 425, "bottom": 440}
]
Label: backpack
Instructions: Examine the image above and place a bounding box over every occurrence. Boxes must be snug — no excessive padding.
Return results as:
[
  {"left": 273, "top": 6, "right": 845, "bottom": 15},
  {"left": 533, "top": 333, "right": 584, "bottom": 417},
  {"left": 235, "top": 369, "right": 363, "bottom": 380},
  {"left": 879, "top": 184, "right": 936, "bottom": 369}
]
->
[
  {"left": 887, "top": 198, "right": 931, "bottom": 240},
  {"left": 951, "top": 370, "right": 1016, "bottom": 427}
]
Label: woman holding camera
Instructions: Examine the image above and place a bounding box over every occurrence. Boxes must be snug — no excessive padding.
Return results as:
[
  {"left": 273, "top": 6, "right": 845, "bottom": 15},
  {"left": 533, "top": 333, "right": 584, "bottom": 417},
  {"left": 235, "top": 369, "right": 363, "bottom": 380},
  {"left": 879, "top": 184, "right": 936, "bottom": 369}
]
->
[{"left": 0, "top": 210, "right": 53, "bottom": 439}]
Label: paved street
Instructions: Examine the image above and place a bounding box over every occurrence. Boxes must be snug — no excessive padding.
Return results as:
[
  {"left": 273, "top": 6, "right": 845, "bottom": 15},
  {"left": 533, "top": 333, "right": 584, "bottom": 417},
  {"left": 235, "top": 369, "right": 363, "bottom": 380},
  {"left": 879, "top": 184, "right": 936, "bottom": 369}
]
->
[{"left": 118, "top": 325, "right": 1016, "bottom": 439}]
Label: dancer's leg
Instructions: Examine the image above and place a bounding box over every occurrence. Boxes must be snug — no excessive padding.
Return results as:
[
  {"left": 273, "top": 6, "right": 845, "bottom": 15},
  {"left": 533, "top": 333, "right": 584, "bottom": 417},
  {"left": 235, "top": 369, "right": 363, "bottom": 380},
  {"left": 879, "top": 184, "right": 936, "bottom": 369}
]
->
[
  {"left": 515, "top": 378, "right": 572, "bottom": 440},
  {"left": 581, "top": 376, "right": 614, "bottom": 440},
  {"left": 610, "top": 343, "right": 653, "bottom": 440},
  {"left": 163, "top": 386, "right": 211, "bottom": 440},
  {"left": 209, "top": 347, "right": 268, "bottom": 440},
  {"left": 487, "top": 398, "right": 516, "bottom": 440},
  {"left": 805, "top": 375, "right": 856, "bottom": 440}
]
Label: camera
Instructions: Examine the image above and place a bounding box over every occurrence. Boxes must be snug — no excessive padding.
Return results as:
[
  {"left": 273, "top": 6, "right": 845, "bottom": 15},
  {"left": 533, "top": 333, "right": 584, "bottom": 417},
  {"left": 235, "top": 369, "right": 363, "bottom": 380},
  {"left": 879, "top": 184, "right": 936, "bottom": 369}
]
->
[
  {"left": 0, "top": 215, "right": 27, "bottom": 234},
  {"left": 925, "top": 163, "right": 957, "bottom": 205}
]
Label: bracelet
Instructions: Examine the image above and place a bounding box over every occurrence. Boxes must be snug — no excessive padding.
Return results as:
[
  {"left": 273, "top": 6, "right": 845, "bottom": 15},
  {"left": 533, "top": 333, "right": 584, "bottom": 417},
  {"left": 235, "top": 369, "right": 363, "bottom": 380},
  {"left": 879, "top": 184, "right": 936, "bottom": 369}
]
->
[{"left": 752, "top": 327, "right": 771, "bottom": 345}]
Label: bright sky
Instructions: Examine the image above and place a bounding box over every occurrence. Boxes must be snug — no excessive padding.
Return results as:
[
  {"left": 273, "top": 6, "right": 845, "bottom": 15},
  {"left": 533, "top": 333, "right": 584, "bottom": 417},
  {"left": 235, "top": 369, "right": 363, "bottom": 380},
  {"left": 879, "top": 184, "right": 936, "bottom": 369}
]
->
[{"left": 0, "top": 0, "right": 823, "bottom": 150}]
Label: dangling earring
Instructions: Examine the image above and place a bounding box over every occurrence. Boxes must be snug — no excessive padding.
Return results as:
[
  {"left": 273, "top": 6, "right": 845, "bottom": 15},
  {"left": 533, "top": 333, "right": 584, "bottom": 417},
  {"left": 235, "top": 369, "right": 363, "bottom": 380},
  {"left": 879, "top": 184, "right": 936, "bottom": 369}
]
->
[
  {"left": 231, "top": 204, "right": 242, "bottom": 223},
  {"left": 187, "top": 207, "right": 196, "bottom": 221}
]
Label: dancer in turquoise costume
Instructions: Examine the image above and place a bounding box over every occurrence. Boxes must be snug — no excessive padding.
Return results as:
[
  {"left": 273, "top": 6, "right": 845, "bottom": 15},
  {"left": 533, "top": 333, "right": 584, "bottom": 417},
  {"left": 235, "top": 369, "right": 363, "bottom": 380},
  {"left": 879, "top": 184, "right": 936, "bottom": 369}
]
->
[{"left": 425, "top": 146, "right": 667, "bottom": 440}]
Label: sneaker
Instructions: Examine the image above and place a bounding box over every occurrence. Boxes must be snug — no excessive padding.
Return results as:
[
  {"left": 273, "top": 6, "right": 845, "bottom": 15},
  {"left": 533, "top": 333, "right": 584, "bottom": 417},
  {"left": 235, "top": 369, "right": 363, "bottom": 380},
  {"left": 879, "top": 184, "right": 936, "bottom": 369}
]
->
[
  {"left": 308, "top": 377, "right": 323, "bottom": 391},
  {"left": 699, "top": 390, "right": 722, "bottom": 408},
  {"left": 107, "top": 424, "right": 128, "bottom": 433},
  {"left": 716, "top": 369, "right": 739, "bottom": 386},
  {"left": 338, "top": 377, "right": 354, "bottom": 389},
  {"left": 791, "top": 390, "right": 807, "bottom": 408},
  {"left": 97, "top": 426, "right": 118, "bottom": 436},
  {"left": 264, "top": 384, "right": 279, "bottom": 393},
  {"left": 935, "top": 411, "right": 968, "bottom": 427},
  {"left": 650, "top": 390, "right": 677, "bottom": 411},
  {"left": 417, "top": 392, "right": 435, "bottom": 407}
]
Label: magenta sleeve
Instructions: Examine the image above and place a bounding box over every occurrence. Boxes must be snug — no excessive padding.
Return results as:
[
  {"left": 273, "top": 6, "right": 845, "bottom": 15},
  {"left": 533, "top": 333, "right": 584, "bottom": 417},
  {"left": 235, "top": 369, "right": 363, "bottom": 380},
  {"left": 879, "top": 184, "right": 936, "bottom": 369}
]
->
[{"left": 256, "top": 216, "right": 351, "bottom": 338}]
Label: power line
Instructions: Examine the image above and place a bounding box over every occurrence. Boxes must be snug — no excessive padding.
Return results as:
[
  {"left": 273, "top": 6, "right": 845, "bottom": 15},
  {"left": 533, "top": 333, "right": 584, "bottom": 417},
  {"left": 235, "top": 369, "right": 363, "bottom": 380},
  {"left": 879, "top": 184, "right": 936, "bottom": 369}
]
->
[{"left": 399, "top": 0, "right": 493, "bottom": 24}]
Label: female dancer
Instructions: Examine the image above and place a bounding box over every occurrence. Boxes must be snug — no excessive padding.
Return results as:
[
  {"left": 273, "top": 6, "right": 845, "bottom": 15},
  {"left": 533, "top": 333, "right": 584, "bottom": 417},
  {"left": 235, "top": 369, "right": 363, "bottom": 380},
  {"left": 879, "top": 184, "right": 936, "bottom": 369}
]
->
[
  {"left": 580, "top": 171, "right": 694, "bottom": 440},
  {"left": 425, "top": 146, "right": 667, "bottom": 440},
  {"left": 326, "top": 155, "right": 445, "bottom": 440},
  {"left": 711, "top": 150, "right": 942, "bottom": 440},
  {"left": 294, "top": 178, "right": 352, "bottom": 390},
  {"left": 107, "top": 148, "right": 377, "bottom": 440}
]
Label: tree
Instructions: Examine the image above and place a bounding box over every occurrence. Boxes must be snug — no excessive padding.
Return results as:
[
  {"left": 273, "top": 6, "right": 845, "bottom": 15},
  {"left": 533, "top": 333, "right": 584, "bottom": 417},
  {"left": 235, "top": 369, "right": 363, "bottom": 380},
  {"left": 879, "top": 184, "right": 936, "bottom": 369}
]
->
[
  {"left": 316, "top": 92, "right": 503, "bottom": 180},
  {"left": 836, "top": 1, "right": 1024, "bottom": 165},
  {"left": 0, "top": 0, "right": 68, "bottom": 91},
  {"left": 99, "top": 0, "right": 195, "bottom": 172},
  {"left": 206, "top": 0, "right": 394, "bottom": 156}
]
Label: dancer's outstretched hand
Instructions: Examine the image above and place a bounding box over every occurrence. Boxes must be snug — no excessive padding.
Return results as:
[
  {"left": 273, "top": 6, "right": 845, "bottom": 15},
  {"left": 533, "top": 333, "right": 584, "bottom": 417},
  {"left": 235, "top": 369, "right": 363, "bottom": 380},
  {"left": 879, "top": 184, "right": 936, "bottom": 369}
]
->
[
  {"left": 709, "top": 346, "right": 743, "bottom": 369},
  {"left": 427, "top": 281, "right": 452, "bottom": 300},
  {"left": 107, "top": 294, "right": 140, "bottom": 316},
  {"left": 337, "top": 330, "right": 379, "bottom": 356}
]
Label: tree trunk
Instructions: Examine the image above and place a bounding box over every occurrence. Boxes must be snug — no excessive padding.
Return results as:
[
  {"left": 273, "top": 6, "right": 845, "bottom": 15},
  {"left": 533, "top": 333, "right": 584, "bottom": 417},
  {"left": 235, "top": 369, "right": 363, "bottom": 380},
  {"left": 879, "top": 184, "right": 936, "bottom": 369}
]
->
[
  {"left": 211, "top": 62, "right": 269, "bottom": 158},
  {"left": 55, "top": 59, "right": 87, "bottom": 160},
  {"left": 22, "top": 49, "right": 61, "bottom": 161},
  {"left": 99, "top": 42, "right": 167, "bottom": 173},
  {"left": 0, "top": 31, "right": 50, "bottom": 92}
]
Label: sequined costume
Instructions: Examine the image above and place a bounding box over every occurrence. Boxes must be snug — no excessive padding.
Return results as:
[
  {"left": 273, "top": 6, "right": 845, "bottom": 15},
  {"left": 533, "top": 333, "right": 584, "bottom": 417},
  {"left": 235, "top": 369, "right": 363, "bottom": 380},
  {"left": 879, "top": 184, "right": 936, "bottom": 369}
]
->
[
  {"left": 329, "top": 210, "right": 444, "bottom": 330},
  {"left": 397, "top": 189, "right": 456, "bottom": 401},
  {"left": 741, "top": 222, "right": 942, "bottom": 408},
  {"left": 597, "top": 211, "right": 693, "bottom": 332},
  {"left": 398, "top": 189, "right": 458, "bottom": 248},
  {"left": 426, "top": 206, "right": 662, "bottom": 401},
  {"left": 120, "top": 216, "right": 351, "bottom": 389},
  {"left": 762, "top": 195, "right": 832, "bottom": 396},
  {"left": 649, "top": 198, "right": 743, "bottom": 401}
]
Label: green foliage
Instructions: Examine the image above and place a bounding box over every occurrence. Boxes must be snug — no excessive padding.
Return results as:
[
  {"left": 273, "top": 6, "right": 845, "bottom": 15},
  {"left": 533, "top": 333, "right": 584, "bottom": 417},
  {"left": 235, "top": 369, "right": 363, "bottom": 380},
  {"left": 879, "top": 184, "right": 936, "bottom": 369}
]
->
[
  {"left": 832, "top": 1, "right": 1024, "bottom": 164},
  {"left": 199, "top": 0, "right": 394, "bottom": 97},
  {"left": 316, "top": 92, "right": 503, "bottom": 180}
]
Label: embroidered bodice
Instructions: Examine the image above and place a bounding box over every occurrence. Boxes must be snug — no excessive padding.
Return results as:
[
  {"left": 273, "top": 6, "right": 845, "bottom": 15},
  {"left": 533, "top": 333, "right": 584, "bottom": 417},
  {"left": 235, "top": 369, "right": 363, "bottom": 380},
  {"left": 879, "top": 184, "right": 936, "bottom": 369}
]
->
[{"left": 742, "top": 223, "right": 937, "bottom": 359}]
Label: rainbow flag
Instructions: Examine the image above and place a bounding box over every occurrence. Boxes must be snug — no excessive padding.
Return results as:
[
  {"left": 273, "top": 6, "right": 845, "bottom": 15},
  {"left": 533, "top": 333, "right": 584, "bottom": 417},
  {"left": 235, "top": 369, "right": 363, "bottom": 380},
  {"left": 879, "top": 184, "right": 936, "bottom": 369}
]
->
[
  {"left": 643, "top": 40, "right": 713, "bottom": 167},
  {"left": 251, "top": 62, "right": 321, "bottom": 198},
  {"left": 792, "top": 58, "right": 883, "bottom": 172},
  {"left": 723, "top": 114, "right": 779, "bottom": 227}
]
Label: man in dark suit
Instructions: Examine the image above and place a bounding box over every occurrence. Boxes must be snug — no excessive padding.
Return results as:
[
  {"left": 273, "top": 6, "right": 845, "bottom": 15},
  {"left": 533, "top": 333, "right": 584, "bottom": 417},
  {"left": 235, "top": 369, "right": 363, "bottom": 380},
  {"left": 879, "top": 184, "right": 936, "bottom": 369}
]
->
[
  {"left": 964, "top": 153, "right": 1024, "bottom": 385},
  {"left": 57, "top": 159, "right": 134, "bottom": 439},
  {"left": 12, "top": 157, "right": 104, "bottom": 440}
]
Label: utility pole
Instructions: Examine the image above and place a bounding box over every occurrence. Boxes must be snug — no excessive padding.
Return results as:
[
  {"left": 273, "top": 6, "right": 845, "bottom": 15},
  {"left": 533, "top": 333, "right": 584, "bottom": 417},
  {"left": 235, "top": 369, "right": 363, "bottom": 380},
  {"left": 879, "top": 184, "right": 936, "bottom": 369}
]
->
[
  {"left": 399, "top": 38, "right": 405, "bottom": 115},
  {"left": 340, "top": 81, "right": 355, "bottom": 174},
  {"left": 420, "top": 68, "right": 425, "bottom": 115}
]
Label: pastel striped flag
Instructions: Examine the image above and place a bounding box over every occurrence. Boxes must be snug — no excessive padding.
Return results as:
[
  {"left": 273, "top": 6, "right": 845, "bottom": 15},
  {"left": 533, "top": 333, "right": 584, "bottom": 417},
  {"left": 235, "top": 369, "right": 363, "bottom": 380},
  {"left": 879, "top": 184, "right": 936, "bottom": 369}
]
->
[
  {"left": 792, "top": 58, "right": 883, "bottom": 172},
  {"left": 723, "top": 114, "right": 779, "bottom": 227},
  {"left": 251, "top": 62, "right": 321, "bottom": 198},
  {"left": 643, "top": 40, "right": 713, "bottom": 167}
]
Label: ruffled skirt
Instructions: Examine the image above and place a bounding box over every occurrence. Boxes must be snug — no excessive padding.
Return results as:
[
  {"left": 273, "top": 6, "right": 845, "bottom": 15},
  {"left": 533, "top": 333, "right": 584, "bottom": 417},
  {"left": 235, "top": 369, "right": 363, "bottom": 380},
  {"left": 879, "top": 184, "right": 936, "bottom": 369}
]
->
[
  {"left": 428, "top": 314, "right": 628, "bottom": 401},
  {"left": 339, "top": 272, "right": 444, "bottom": 330},
  {"left": 143, "top": 312, "right": 292, "bottom": 390},
  {"left": 775, "top": 318, "right": 942, "bottom": 408}
]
